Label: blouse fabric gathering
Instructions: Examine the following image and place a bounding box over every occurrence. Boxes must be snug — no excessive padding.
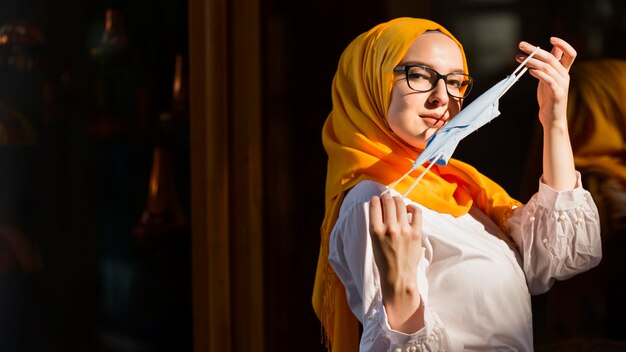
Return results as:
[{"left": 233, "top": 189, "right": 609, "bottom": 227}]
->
[{"left": 328, "top": 175, "right": 601, "bottom": 352}]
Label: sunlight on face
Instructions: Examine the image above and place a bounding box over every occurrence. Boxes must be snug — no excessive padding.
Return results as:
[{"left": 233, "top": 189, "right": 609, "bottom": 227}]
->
[{"left": 387, "top": 31, "right": 465, "bottom": 149}]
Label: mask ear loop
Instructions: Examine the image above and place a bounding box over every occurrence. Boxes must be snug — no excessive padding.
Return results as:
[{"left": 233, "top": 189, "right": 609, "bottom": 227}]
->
[
  {"left": 401, "top": 151, "right": 443, "bottom": 198},
  {"left": 383, "top": 151, "right": 443, "bottom": 198},
  {"left": 383, "top": 165, "right": 417, "bottom": 195},
  {"left": 384, "top": 46, "right": 540, "bottom": 198},
  {"left": 499, "top": 46, "right": 540, "bottom": 99}
]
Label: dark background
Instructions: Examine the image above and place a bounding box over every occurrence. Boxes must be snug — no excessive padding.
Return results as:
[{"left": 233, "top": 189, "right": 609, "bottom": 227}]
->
[{"left": 0, "top": 0, "right": 625, "bottom": 351}]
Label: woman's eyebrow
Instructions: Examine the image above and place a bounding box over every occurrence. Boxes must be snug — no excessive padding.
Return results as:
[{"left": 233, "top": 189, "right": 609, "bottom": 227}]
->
[{"left": 399, "top": 61, "right": 465, "bottom": 73}]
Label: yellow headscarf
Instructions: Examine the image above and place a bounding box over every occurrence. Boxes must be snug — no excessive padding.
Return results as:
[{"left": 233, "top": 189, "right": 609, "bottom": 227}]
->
[
  {"left": 567, "top": 59, "right": 626, "bottom": 183},
  {"left": 312, "top": 17, "right": 522, "bottom": 351}
]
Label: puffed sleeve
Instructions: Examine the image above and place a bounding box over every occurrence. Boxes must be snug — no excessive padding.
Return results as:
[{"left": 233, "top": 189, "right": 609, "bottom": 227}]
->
[
  {"left": 508, "top": 172, "right": 602, "bottom": 295},
  {"left": 328, "top": 181, "right": 459, "bottom": 352}
]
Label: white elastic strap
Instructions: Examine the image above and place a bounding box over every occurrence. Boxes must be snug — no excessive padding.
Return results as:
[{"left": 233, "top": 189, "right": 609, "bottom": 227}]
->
[
  {"left": 402, "top": 153, "right": 441, "bottom": 198},
  {"left": 499, "top": 46, "right": 540, "bottom": 99},
  {"left": 385, "top": 151, "right": 443, "bottom": 197},
  {"left": 384, "top": 166, "right": 417, "bottom": 195},
  {"left": 512, "top": 46, "right": 540, "bottom": 76}
]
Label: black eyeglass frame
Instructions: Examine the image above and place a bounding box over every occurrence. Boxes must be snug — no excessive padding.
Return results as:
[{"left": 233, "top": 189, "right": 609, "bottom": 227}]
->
[{"left": 393, "top": 64, "right": 474, "bottom": 99}]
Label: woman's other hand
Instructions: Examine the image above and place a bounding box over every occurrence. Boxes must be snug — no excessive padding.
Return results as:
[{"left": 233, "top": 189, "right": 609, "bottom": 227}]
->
[{"left": 369, "top": 192, "right": 425, "bottom": 333}]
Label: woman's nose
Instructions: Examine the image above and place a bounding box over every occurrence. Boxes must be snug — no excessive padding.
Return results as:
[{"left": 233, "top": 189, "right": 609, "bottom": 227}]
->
[{"left": 428, "top": 78, "right": 450, "bottom": 105}]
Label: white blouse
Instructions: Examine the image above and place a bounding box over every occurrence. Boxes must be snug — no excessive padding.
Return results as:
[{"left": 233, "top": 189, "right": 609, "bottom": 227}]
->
[{"left": 328, "top": 174, "right": 601, "bottom": 352}]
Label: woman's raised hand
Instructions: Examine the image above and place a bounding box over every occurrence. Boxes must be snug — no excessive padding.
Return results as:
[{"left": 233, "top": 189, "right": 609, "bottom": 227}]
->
[
  {"left": 516, "top": 38, "right": 577, "bottom": 127},
  {"left": 517, "top": 37, "right": 578, "bottom": 190}
]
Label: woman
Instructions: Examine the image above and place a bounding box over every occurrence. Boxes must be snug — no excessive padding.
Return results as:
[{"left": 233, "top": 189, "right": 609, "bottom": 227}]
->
[{"left": 312, "top": 17, "right": 602, "bottom": 351}]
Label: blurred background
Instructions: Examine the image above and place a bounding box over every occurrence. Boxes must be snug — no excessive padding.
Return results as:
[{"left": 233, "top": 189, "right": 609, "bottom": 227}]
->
[{"left": 0, "top": 0, "right": 624, "bottom": 351}]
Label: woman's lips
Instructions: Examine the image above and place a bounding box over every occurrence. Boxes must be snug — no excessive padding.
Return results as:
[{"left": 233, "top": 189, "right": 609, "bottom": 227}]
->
[{"left": 421, "top": 116, "right": 446, "bottom": 128}]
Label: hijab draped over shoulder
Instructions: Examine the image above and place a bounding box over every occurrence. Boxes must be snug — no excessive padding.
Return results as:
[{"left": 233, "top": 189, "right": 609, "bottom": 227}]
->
[{"left": 312, "top": 17, "right": 521, "bottom": 351}]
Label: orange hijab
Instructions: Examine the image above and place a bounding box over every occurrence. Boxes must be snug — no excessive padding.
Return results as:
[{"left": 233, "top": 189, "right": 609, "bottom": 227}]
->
[
  {"left": 312, "top": 17, "right": 522, "bottom": 351},
  {"left": 567, "top": 59, "right": 626, "bottom": 183}
]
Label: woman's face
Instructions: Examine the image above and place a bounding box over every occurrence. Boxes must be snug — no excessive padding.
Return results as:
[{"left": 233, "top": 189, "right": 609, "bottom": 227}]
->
[{"left": 387, "top": 31, "right": 465, "bottom": 149}]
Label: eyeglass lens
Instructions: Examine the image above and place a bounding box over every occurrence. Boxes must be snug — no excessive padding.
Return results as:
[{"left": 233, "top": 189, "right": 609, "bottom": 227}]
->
[{"left": 405, "top": 66, "right": 472, "bottom": 98}]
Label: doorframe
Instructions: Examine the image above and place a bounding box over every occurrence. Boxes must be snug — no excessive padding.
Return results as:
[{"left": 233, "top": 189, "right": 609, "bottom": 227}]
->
[{"left": 188, "top": 0, "right": 263, "bottom": 350}]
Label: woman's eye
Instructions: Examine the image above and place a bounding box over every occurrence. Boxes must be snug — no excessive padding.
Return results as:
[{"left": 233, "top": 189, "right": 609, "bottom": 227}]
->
[
  {"left": 447, "top": 80, "right": 462, "bottom": 88},
  {"left": 408, "top": 73, "right": 429, "bottom": 80}
]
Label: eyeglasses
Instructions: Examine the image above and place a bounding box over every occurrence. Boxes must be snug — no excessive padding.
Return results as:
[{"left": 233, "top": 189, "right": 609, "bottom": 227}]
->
[{"left": 394, "top": 64, "right": 474, "bottom": 99}]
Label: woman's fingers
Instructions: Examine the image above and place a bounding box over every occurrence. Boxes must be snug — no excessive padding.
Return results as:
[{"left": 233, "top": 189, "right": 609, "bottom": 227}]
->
[
  {"left": 517, "top": 38, "right": 577, "bottom": 74},
  {"left": 393, "top": 195, "right": 409, "bottom": 226},
  {"left": 517, "top": 42, "right": 561, "bottom": 74},
  {"left": 550, "top": 36, "right": 577, "bottom": 70},
  {"left": 407, "top": 204, "right": 422, "bottom": 231},
  {"left": 370, "top": 193, "right": 421, "bottom": 239},
  {"left": 550, "top": 45, "right": 564, "bottom": 62},
  {"left": 517, "top": 38, "right": 576, "bottom": 100},
  {"left": 369, "top": 195, "right": 384, "bottom": 235},
  {"left": 381, "top": 192, "right": 397, "bottom": 226},
  {"left": 370, "top": 193, "right": 402, "bottom": 236}
]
